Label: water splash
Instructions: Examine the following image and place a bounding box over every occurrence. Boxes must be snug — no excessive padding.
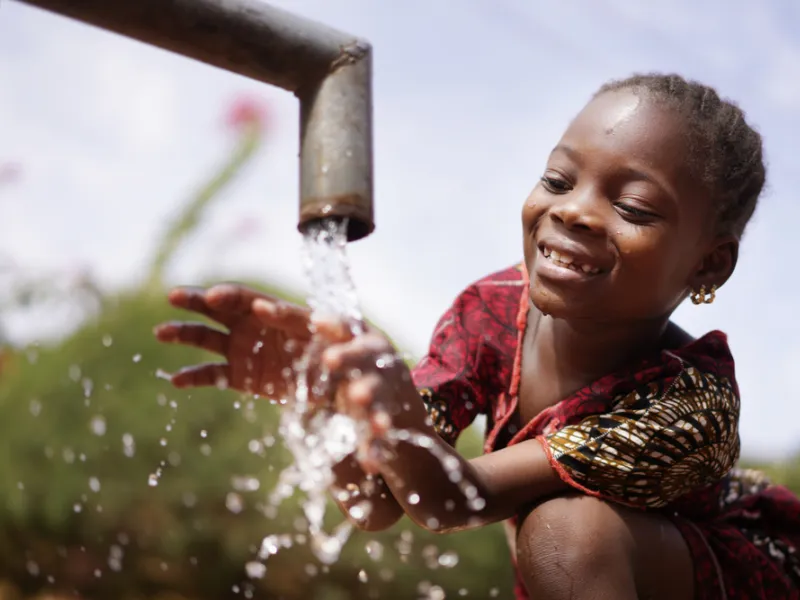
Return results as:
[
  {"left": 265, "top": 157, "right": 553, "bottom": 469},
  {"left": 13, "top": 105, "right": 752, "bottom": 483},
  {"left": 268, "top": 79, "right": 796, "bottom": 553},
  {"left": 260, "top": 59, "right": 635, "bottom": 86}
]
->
[
  {"left": 248, "top": 217, "right": 484, "bottom": 577},
  {"left": 253, "top": 218, "right": 366, "bottom": 572}
]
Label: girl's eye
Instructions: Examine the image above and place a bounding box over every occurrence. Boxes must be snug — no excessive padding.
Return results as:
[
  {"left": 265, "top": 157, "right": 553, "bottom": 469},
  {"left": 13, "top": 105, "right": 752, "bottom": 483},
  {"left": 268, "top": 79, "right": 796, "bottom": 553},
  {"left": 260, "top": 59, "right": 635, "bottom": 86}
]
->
[
  {"left": 615, "top": 203, "right": 655, "bottom": 220},
  {"left": 540, "top": 176, "right": 571, "bottom": 193}
]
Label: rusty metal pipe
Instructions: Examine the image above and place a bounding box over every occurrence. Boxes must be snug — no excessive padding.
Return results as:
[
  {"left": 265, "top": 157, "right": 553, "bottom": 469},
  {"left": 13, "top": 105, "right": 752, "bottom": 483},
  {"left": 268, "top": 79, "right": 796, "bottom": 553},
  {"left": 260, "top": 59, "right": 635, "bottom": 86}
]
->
[{"left": 15, "top": 0, "right": 375, "bottom": 241}]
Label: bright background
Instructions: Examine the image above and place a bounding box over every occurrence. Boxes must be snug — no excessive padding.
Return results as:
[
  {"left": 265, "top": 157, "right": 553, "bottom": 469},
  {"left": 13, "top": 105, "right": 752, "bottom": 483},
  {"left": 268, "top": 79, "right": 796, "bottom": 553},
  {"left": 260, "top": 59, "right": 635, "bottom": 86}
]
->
[{"left": 2, "top": 0, "right": 799, "bottom": 459}]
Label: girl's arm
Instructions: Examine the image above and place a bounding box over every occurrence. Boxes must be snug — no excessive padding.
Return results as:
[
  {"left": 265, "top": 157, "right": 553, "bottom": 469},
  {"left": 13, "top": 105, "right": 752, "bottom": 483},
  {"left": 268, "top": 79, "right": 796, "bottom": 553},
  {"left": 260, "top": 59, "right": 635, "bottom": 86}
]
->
[
  {"left": 321, "top": 329, "right": 568, "bottom": 533},
  {"left": 376, "top": 426, "right": 567, "bottom": 533}
]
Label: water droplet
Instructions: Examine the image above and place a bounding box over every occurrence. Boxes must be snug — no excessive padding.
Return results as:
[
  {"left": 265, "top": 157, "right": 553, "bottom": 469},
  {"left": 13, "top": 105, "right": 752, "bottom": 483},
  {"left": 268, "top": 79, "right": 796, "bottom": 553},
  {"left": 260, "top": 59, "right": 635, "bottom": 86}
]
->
[
  {"left": 365, "top": 540, "right": 383, "bottom": 561},
  {"left": 89, "top": 477, "right": 101, "bottom": 493},
  {"left": 258, "top": 535, "right": 280, "bottom": 558},
  {"left": 489, "top": 588, "right": 499, "bottom": 597},
  {"left": 29, "top": 399, "right": 41, "bottom": 417},
  {"left": 468, "top": 497, "right": 486, "bottom": 511},
  {"left": 122, "top": 433, "right": 135, "bottom": 457},
  {"left": 148, "top": 473, "right": 159, "bottom": 487},
  {"left": 26, "top": 560, "right": 40, "bottom": 576},
  {"left": 438, "top": 551, "right": 459, "bottom": 568},
  {"left": 132, "top": 353, "right": 142, "bottom": 363},
  {"left": 155, "top": 369, "right": 171, "bottom": 381},
  {"left": 200, "top": 430, "right": 207, "bottom": 438},
  {"left": 245, "top": 561, "right": 266, "bottom": 579},
  {"left": 159, "top": 438, "right": 168, "bottom": 447},
  {"left": 231, "top": 476, "right": 260, "bottom": 492},
  {"left": 226, "top": 492, "right": 244, "bottom": 514},
  {"left": 68, "top": 364, "right": 81, "bottom": 381},
  {"left": 102, "top": 335, "right": 113, "bottom": 347},
  {"left": 90, "top": 416, "right": 106, "bottom": 436},
  {"left": 26, "top": 348, "right": 39, "bottom": 364},
  {"left": 73, "top": 503, "right": 82, "bottom": 513},
  {"left": 407, "top": 492, "right": 420, "bottom": 505},
  {"left": 358, "top": 569, "right": 368, "bottom": 583}
]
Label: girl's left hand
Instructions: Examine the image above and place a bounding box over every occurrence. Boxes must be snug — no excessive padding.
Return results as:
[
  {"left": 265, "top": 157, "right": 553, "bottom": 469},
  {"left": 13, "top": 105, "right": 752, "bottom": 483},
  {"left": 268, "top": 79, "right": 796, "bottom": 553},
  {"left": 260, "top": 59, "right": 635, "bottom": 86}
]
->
[{"left": 317, "top": 323, "right": 430, "bottom": 473}]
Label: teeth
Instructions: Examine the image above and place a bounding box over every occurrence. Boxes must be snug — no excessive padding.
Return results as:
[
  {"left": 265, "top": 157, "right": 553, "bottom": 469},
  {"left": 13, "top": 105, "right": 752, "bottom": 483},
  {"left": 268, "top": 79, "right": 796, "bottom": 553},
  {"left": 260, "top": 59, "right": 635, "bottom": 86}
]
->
[{"left": 542, "top": 245, "right": 600, "bottom": 275}]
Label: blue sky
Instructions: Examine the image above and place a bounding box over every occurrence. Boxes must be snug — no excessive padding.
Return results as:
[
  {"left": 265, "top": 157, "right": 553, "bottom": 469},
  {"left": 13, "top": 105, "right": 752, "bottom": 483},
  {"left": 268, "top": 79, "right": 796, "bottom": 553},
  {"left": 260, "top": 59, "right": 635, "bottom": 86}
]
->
[{"left": 1, "top": 0, "right": 799, "bottom": 458}]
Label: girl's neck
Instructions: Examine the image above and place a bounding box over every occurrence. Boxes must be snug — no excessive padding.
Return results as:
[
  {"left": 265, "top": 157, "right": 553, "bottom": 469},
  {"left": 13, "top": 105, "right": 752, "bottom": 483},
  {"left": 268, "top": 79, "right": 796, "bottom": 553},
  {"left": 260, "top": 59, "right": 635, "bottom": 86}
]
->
[{"left": 528, "top": 309, "right": 671, "bottom": 383}]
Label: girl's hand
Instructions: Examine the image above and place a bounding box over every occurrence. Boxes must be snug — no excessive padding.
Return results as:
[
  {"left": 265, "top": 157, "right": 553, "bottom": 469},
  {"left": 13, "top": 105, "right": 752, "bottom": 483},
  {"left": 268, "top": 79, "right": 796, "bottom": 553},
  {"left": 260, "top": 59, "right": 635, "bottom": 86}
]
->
[
  {"left": 154, "top": 284, "right": 313, "bottom": 399},
  {"left": 318, "top": 327, "right": 431, "bottom": 472}
]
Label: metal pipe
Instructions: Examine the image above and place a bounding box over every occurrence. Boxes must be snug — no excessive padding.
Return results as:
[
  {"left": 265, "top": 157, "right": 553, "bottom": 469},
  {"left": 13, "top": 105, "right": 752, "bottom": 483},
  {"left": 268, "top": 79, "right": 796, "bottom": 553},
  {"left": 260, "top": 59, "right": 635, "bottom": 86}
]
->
[{"left": 15, "top": 0, "right": 375, "bottom": 241}]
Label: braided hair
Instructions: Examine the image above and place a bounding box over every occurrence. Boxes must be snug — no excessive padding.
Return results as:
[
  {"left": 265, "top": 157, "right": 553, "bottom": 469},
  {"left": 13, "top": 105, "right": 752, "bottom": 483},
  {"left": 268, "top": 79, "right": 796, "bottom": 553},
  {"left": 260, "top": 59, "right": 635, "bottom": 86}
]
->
[{"left": 597, "top": 73, "right": 766, "bottom": 238}]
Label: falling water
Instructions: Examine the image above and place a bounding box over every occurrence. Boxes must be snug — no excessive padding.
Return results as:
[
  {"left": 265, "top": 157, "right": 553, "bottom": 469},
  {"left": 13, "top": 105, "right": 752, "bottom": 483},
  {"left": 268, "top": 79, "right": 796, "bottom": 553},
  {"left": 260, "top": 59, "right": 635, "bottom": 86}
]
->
[
  {"left": 258, "top": 218, "right": 368, "bottom": 568},
  {"left": 246, "top": 217, "right": 480, "bottom": 582}
]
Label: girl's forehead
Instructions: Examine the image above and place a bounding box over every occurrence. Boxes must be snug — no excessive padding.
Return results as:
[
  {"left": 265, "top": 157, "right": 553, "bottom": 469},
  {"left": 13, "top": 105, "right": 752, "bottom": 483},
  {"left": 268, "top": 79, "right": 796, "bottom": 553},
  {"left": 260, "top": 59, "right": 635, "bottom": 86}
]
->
[{"left": 559, "top": 90, "right": 693, "bottom": 180}]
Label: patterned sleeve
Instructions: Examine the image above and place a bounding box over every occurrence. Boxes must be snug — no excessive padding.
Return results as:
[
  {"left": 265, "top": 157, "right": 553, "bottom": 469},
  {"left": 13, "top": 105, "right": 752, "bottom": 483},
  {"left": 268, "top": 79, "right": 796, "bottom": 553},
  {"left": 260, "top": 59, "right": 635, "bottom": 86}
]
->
[
  {"left": 412, "top": 291, "right": 484, "bottom": 447},
  {"left": 541, "top": 363, "right": 741, "bottom": 509}
]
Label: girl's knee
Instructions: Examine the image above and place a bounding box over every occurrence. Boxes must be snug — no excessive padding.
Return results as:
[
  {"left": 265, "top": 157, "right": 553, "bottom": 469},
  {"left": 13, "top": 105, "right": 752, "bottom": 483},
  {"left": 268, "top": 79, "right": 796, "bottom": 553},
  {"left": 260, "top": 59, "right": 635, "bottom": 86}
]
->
[
  {"left": 516, "top": 494, "right": 694, "bottom": 600},
  {"left": 516, "top": 495, "right": 638, "bottom": 598},
  {"left": 517, "top": 494, "right": 636, "bottom": 564}
]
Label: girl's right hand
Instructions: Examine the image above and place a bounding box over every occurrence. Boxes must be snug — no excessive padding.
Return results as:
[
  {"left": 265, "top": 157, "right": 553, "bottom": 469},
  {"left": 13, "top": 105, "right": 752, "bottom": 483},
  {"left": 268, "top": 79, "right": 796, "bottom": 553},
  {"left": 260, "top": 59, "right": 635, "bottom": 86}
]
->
[{"left": 153, "top": 284, "right": 314, "bottom": 399}]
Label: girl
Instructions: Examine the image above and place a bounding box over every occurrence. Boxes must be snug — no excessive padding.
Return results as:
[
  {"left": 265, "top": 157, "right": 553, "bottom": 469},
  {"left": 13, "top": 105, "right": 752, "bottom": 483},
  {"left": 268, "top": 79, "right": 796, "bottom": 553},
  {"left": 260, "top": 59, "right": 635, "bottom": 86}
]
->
[{"left": 155, "top": 73, "right": 800, "bottom": 599}]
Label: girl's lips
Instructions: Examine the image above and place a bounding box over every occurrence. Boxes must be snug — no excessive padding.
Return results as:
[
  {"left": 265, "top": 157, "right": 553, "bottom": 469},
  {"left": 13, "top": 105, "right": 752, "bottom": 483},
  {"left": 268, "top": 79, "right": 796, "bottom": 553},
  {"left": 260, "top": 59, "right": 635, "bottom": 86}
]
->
[
  {"left": 534, "top": 245, "right": 606, "bottom": 283},
  {"left": 540, "top": 244, "right": 601, "bottom": 274}
]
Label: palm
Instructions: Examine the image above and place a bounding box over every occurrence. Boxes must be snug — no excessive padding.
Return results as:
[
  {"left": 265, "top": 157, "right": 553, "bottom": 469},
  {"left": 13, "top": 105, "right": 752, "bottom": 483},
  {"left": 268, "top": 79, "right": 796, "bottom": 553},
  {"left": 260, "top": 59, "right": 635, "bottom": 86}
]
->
[
  {"left": 224, "top": 312, "right": 302, "bottom": 397},
  {"left": 155, "top": 284, "right": 311, "bottom": 400}
]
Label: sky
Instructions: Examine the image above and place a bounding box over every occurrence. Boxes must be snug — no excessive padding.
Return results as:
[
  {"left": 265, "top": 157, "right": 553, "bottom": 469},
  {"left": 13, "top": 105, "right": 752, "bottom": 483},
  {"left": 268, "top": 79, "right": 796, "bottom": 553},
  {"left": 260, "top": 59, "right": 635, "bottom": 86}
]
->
[{"left": 1, "top": 0, "right": 799, "bottom": 458}]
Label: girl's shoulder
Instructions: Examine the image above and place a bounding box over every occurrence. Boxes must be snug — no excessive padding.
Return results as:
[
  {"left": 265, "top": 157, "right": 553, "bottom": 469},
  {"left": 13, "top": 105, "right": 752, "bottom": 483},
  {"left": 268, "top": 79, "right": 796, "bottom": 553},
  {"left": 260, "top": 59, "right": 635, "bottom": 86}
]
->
[{"left": 452, "top": 263, "right": 526, "bottom": 327}]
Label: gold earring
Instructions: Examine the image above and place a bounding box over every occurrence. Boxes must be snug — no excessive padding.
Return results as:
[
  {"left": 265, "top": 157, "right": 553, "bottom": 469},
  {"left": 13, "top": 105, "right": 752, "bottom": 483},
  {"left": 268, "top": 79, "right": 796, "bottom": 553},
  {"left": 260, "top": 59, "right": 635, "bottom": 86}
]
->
[{"left": 690, "top": 285, "right": 717, "bottom": 305}]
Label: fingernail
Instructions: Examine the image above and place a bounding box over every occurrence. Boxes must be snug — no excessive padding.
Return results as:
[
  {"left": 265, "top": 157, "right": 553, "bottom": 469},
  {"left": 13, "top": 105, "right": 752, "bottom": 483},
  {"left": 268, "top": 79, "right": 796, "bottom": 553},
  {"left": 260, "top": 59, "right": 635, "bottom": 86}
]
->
[
  {"left": 253, "top": 298, "right": 276, "bottom": 315},
  {"left": 322, "top": 348, "right": 340, "bottom": 369}
]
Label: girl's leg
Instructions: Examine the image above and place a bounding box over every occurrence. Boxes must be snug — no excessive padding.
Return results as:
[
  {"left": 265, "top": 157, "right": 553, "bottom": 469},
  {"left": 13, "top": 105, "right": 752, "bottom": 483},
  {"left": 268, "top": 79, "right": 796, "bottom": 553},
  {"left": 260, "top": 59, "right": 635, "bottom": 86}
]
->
[{"left": 516, "top": 494, "right": 694, "bottom": 600}]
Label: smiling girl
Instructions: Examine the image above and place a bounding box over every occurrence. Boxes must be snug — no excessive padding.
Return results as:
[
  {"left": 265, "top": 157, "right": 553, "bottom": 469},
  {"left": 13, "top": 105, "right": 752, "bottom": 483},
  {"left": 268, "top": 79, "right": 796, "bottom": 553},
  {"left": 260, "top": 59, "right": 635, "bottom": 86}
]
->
[{"left": 156, "top": 73, "right": 800, "bottom": 599}]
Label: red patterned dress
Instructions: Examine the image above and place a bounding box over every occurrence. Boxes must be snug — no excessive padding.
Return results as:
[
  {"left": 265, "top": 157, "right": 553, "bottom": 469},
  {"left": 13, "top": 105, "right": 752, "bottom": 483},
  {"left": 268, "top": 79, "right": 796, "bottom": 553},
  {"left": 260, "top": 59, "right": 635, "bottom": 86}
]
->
[{"left": 412, "top": 265, "right": 800, "bottom": 600}]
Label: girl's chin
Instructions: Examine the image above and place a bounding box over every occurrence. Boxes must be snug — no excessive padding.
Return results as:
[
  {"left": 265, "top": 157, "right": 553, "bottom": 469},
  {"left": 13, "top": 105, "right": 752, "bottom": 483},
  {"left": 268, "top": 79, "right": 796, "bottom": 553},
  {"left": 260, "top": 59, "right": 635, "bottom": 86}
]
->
[{"left": 529, "top": 283, "right": 595, "bottom": 321}]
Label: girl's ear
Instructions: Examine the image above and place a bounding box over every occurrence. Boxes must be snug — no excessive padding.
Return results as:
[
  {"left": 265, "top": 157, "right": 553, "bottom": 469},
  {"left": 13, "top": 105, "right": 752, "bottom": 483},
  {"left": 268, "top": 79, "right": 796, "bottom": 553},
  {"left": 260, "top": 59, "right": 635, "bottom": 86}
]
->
[{"left": 687, "top": 236, "right": 739, "bottom": 293}]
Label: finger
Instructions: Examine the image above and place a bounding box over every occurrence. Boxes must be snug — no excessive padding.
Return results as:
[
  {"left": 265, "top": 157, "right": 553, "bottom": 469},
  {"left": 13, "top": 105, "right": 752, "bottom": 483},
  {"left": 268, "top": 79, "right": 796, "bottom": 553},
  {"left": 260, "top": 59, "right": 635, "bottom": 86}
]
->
[
  {"left": 322, "top": 334, "right": 395, "bottom": 374},
  {"left": 356, "top": 442, "right": 382, "bottom": 475},
  {"left": 205, "top": 284, "right": 275, "bottom": 316},
  {"left": 167, "top": 286, "right": 221, "bottom": 321},
  {"left": 170, "top": 363, "right": 232, "bottom": 389},
  {"left": 154, "top": 321, "right": 229, "bottom": 356},
  {"left": 252, "top": 298, "right": 312, "bottom": 338},
  {"left": 312, "top": 316, "right": 355, "bottom": 344},
  {"left": 336, "top": 373, "right": 383, "bottom": 422}
]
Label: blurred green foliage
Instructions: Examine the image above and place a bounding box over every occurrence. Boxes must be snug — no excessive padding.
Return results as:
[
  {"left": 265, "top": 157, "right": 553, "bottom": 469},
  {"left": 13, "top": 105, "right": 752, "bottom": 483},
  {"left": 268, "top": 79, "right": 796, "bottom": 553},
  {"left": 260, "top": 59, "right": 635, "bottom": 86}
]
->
[{"left": 0, "top": 289, "right": 513, "bottom": 599}]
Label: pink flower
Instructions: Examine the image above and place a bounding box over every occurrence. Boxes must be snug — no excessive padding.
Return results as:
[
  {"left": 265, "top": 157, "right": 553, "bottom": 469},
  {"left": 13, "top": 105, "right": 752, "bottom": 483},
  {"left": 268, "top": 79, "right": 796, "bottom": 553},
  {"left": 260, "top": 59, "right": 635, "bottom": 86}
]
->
[
  {"left": 0, "top": 162, "right": 22, "bottom": 185},
  {"left": 224, "top": 96, "right": 271, "bottom": 132}
]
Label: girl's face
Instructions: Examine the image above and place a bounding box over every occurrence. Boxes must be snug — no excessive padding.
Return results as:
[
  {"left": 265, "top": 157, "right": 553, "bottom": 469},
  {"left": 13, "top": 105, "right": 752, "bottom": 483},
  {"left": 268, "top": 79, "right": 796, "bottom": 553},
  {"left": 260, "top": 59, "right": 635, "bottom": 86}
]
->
[{"left": 522, "top": 89, "right": 735, "bottom": 323}]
